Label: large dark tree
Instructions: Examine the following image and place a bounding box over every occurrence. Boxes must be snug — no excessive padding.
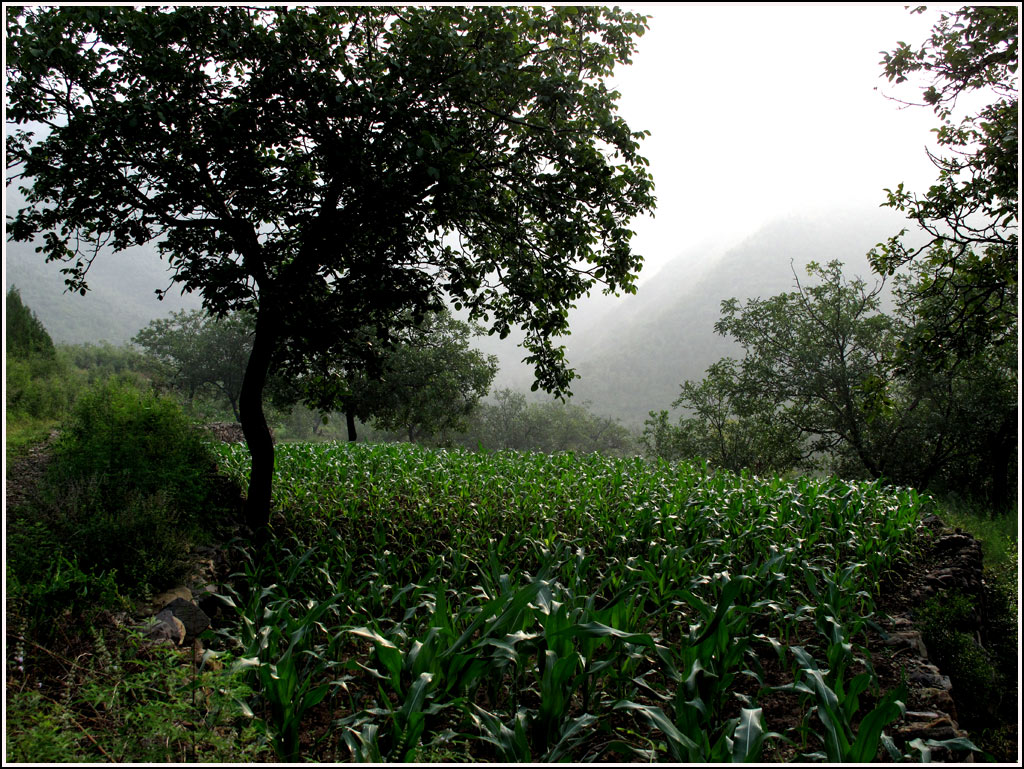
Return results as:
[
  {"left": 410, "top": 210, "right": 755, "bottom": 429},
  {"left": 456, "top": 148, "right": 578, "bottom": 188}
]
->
[{"left": 6, "top": 6, "right": 655, "bottom": 532}]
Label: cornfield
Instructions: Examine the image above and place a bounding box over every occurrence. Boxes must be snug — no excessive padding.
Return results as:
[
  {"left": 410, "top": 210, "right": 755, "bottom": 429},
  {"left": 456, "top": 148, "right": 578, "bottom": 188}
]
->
[{"left": 212, "top": 441, "right": 927, "bottom": 762}]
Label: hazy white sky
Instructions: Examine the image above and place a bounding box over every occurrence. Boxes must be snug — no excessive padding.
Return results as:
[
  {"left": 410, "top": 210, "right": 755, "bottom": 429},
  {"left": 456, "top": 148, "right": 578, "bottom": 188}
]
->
[{"left": 608, "top": 3, "right": 952, "bottom": 283}]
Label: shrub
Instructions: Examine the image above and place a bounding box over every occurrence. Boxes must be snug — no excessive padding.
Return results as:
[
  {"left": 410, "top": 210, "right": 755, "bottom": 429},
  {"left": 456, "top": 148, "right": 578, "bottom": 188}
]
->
[
  {"left": 915, "top": 590, "right": 1006, "bottom": 729},
  {"left": 5, "top": 629, "right": 268, "bottom": 763},
  {"left": 6, "top": 548, "right": 126, "bottom": 640},
  {"left": 11, "top": 377, "right": 232, "bottom": 599},
  {"left": 5, "top": 355, "right": 79, "bottom": 421},
  {"left": 51, "top": 376, "right": 218, "bottom": 514}
]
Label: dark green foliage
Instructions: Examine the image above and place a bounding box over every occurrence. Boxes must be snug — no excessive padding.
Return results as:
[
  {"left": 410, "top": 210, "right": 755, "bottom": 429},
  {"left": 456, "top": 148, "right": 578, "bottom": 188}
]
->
[
  {"left": 914, "top": 589, "right": 1014, "bottom": 733},
  {"left": 5, "top": 354, "right": 75, "bottom": 421},
  {"left": 8, "top": 378, "right": 230, "bottom": 610},
  {"left": 872, "top": 7, "right": 1018, "bottom": 464},
  {"left": 877, "top": 6, "right": 1017, "bottom": 258},
  {"left": 641, "top": 358, "right": 806, "bottom": 475},
  {"left": 133, "top": 309, "right": 253, "bottom": 422},
  {"left": 646, "top": 260, "right": 1016, "bottom": 505},
  {"left": 290, "top": 309, "right": 500, "bottom": 443},
  {"left": 887, "top": 256, "right": 1017, "bottom": 508},
  {"left": 60, "top": 341, "right": 149, "bottom": 384},
  {"left": 6, "top": 286, "right": 55, "bottom": 359},
  {"left": 52, "top": 377, "right": 217, "bottom": 511},
  {"left": 353, "top": 311, "right": 498, "bottom": 443},
  {"left": 5, "top": 629, "right": 267, "bottom": 762},
  {"left": 5, "top": 288, "right": 70, "bottom": 423},
  {"left": 454, "top": 388, "right": 635, "bottom": 455},
  {"left": 5, "top": 526, "right": 126, "bottom": 639}
]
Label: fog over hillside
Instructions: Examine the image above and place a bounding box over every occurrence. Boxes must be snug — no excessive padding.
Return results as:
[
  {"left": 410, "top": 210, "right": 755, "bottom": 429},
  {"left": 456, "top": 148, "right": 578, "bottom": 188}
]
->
[
  {"left": 5, "top": 239, "right": 203, "bottom": 346},
  {"left": 4, "top": 186, "right": 202, "bottom": 345},
  {"left": 474, "top": 206, "right": 919, "bottom": 426},
  {"left": 6, "top": 195, "right": 916, "bottom": 429}
]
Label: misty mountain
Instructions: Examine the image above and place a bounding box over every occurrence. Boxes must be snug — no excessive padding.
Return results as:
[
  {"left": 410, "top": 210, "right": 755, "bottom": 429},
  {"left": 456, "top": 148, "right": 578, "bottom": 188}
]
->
[
  {"left": 476, "top": 208, "right": 917, "bottom": 426},
  {"left": 5, "top": 200, "right": 914, "bottom": 430},
  {"left": 4, "top": 238, "right": 203, "bottom": 346}
]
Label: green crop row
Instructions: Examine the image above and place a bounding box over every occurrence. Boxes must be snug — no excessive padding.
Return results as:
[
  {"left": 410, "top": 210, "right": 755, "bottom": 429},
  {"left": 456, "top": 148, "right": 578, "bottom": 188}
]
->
[{"left": 211, "top": 441, "right": 939, "bottom": 762}]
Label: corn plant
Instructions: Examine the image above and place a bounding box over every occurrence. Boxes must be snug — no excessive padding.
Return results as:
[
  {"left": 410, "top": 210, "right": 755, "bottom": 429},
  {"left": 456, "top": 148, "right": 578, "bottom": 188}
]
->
[
  {"left": 777, "top": 644, "right": 908, "bottom": 763},
  {"left": 215, "top": 543, "right": 348, "bottom": 762}
]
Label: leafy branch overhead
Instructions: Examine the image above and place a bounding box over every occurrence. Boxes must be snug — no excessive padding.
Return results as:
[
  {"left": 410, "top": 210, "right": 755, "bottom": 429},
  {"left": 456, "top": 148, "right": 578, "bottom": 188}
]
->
[
  {"left": 872, "top": 5, "right": 1017, "bottom": 379},
  {"left": 877, "top": 5, "right": 1018, "bottom": 253}
]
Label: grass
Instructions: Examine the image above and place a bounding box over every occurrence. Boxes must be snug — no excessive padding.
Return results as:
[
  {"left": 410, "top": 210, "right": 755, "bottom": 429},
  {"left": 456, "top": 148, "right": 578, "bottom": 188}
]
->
[
  {"left": 925, "top": 495, "right": 1019, "bottom": 762},
  {"left": 934, "top": 494, "right": 1019, "bottom": 589},
  {"left": 5, "top": 415, "right": 58, "bottom": 465},
  {"left": 5, "top": 624, "right": 270, "bottom": 763}
]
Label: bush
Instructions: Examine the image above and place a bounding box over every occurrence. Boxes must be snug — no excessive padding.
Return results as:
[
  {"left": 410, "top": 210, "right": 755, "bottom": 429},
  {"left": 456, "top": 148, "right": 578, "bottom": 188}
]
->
[
  {"left": 10, "top": 377, "right": 231, "bottom": 601},
  {"left": 5, "top": 629, "right": 268, "bottom": 763},
  {"left": 51, "top": 376, "right": 218, "bottom": 513},
  {"left": 915, "top": 590, "right": 1010, "bottom": 729},
  {"left": 5, "top": 354, "right": 79, "bottom": 421},
  {"left": 6, "top": 545, "right": 126, "bottom": 640}
]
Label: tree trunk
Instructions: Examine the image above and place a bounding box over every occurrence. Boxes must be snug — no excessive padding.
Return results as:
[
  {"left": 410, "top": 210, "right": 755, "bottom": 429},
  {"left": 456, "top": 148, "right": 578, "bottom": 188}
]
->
[
  {"left": 239, "top": 308, "right": 278, "bottom": 536},
  {"left": 346, "top": 410, "right": 357, "bottom": 442}
]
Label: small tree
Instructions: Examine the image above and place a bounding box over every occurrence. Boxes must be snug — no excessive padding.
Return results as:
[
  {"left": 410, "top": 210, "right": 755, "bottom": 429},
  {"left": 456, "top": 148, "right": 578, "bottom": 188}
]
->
[
  {"left": 713, "top": 261, "right": 903, "bottom": 479},
  {"left": 347, "top": 310, "right": 498, "bottom": 443},
  {"left": 133, "top": 310, "right": 253, "bottom": 422},
  {"left": 642, "top": 358, "right": 807, "bottom": 475},
  {"left": 657, "top": 259, "right": 1015, "bottom": 499},
  {"left": 7, "top": 6, "right": 656, "bottom": 532}
]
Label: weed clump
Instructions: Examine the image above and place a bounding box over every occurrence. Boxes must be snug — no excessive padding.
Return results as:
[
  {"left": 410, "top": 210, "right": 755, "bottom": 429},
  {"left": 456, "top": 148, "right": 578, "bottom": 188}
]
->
[{"left": 8, "top": 378, "right": 233, "bottom": 634}]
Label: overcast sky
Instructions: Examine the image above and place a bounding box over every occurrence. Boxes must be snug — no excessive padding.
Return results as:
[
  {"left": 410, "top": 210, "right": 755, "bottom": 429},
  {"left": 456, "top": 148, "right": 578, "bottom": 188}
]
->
[{"left": 607, "top": 3, "right": 950, "bottom": 284}]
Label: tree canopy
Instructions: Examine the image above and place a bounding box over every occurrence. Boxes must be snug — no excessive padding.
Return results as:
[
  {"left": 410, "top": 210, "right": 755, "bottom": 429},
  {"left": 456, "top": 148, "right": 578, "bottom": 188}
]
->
[
  {"left": 878, "top": 5, "right": 1017, "bottom": 251},
  {"left": 347, "top": 310, "right": 498, "bottom": 443},
  {"left": 872, "top": 5, "right": 1018, "bottom": 369},
  {"left": 132, "top": 309, "right": 254, "bottom": 422},
  {"left": 6, "top": 6, "right": 656, "bottom": 530},
  {"left": 647, "top": 260, "right": 1016, "bottom": 506}
]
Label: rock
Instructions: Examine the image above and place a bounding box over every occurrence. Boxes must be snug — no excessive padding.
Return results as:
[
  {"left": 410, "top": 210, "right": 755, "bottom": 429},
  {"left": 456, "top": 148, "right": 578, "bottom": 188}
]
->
[
  {"left": 904, "top": 710, "right": 942, "bottom": 720},
  {"left": 142, "top": 586, "right": 193, "bottom": 615},
  {"left": 205, "top": 421, "right": 273, "bottom": 444},
  {"left": 914, "top": 687, "right": 958, "bottom": 720},
  {"left": 908, "top": 662, "right": 952, "bottom": 690},
  {"left": 163, "top": 597, "right": 211, "bottom": 639},
  {"left": 895, "top": 715, "right": 959, "bottom": 742},
  {"left": 883, "top": 630, "right": 929, "bottom": 657},
  {"left": 204, "top": 422, "right": 246, "bottom": 443},
  {"left": 193, "top": 584, "right": 223, "bottom": 620},
  {"left": 144, "top": 609, "right": 186, "bottom": 646}
]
